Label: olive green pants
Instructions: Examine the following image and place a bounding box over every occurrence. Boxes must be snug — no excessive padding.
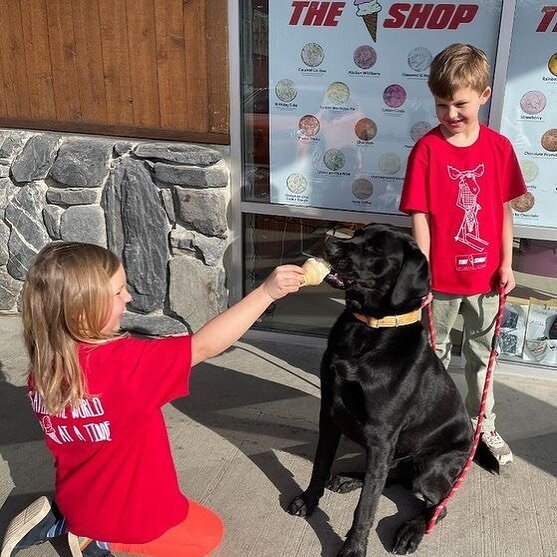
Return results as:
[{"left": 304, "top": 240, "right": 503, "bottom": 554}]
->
[{"left": 431, "top": 291, "right": 499, "bottom": 433}]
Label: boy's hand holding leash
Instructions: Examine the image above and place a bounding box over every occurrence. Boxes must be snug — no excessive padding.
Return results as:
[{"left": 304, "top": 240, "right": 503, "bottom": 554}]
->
[{"left": 498, "top": 265, "right": 515, "bottom": 295}]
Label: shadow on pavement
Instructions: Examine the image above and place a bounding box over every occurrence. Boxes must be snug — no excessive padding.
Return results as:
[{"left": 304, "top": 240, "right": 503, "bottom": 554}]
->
[
  {"left": 171, "top": 339, "right": 557, "bottom": 554},
  {"left": 0, "top": 364, "right": 69, "bottom": 555}
]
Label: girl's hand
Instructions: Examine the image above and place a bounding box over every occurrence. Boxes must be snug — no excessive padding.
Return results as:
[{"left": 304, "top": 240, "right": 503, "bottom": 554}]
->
[
  {"left": 262, "top": 265, "right": 306, "bottom": 301},
  {"left": 498, "top": 266, "right": 515, "bottom": 295}
]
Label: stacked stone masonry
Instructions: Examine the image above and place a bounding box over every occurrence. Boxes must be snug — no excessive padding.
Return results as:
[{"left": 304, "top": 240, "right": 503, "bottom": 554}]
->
[{"left": 0, "top": 129, "right": 230, "bottom": 335}]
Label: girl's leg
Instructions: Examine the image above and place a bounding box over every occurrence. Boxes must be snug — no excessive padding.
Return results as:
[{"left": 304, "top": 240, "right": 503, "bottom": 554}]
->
[
  {"left": 110, "top": 501, "right": 223, "bottom": 557},
  {"left": 430, "top": 293, "right": 462, "bottom": 370}
]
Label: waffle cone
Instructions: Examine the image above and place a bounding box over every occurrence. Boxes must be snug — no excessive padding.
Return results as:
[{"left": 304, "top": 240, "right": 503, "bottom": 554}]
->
[
  {"left": 362, "top": 13, "right": 378, "bottom": 42},
  {"left": 301, "top": 258, "right": 331, "bottom": 286}
]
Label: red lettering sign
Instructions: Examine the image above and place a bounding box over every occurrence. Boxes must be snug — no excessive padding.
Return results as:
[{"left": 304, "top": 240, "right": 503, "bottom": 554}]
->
[
  {"left": 384, "top": 3, "right": 478, "bottom": 30},
  {"left": 536, "top": 6, "right": 557, "bottom": 32},
  {"left": 289, "top": 1, "right": 346, "bottom": 26}
]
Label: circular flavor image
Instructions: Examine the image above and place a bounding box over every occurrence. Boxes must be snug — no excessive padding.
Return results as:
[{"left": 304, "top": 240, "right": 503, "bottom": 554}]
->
[
  {"left": 353, "top": 45, "right": 377, "bottom": 70},
  {"left": 511, "top": 192, "right": 535, "bottom": 213},
  {"left": 378, "top": 153, "right": 401, "bottom": 175},
  {"left": 520, "top": 90, "right": 546, "bottom": 115},
  {"left": 410, "top": 121, "right": 432, "bottom": 142},
  {"left": 355, "top": 118, "right": 377, "bottom": 141},
  {"left": 275, "top": 79, "right": 297, "bottom": 103},
  {"left": 383, "top": 84, "right": 406, "bottom": 108},
  {"left": 541, "top": 128, "right": 557, "bottom": 152},
  {"left": 301, "top": 43, "right": 324, "bottom": 67},
  {"left": 520, "top": 160, "right": 538, "bottom": 183},
  {"left": 326, "top": 82, "right": 350, "bottom": 105},
  {"left": 298, "top": 115, "right": 320, "bottom": 137},
  {"left": 407, "top": 47, "right": 432, "bottom": 72},
  {"left": 286, "top": 173, "right": 308, "bottom": 194},
  {"left": 548, "top": 52, "right": 557, "bottom": 76},
  {"left": 323, "top": 149, "right": 346, "bottom": 171},
  {"left": 352, "top": 178, "right": 374, "bottom": 200}
]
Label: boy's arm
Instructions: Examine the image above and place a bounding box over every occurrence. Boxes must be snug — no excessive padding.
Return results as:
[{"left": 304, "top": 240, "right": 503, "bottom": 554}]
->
[
  {"left": 411, "top": 212, "right": 431, "bottom": 260},
  {"left": 499, "top": 201, "right": 516, "bottom": 294},
  {"left": 191, "top": 265, "right": 305, "bottom": 366},
  {"left": 411, "top": 212, "right": 433, "bottom": 306}
]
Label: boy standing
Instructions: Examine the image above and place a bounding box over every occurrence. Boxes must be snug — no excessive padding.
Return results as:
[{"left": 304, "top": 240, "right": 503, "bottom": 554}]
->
[{"left": 399, "top": 43, "right": 526, "bottom": 464}]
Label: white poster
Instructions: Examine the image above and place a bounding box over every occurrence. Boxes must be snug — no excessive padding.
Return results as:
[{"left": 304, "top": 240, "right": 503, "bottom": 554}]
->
[
  {"left": 269, "top": 0, "right": 503, "bottom": 212},
  {"left": 500, "top": 3, "right": 557, "bottom": 228}
]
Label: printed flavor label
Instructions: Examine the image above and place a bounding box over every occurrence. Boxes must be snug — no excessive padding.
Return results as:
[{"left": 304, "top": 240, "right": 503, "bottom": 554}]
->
[{"left": 455, "top": 253, "right": 487, "bottom": 272}]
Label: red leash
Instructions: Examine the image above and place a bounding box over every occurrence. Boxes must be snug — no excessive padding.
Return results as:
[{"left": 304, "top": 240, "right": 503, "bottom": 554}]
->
[{"left": 425, "top": 287, "right": 506, "bottom": 534}]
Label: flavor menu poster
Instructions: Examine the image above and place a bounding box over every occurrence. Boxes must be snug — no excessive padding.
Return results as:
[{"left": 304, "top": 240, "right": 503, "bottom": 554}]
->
[
  {"left": 500, "top": 4, "right": 557, "bottom": 228},
  {"left": 268, "top": 0, "right": 503, "bottom": 212}
]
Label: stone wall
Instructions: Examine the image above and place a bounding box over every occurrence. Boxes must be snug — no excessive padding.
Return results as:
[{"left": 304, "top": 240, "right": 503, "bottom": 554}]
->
[{"left": 0, "top": 129, "right": 230, "bottom": 335}]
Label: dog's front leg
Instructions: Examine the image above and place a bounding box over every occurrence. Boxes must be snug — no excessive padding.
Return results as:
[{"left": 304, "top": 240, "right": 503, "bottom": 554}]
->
[
  {"left": 287, "top": 407, "right": 340, "bottom": 516},
  {"left": 337, "top": 447, "right": 390, "bottom": 557}
]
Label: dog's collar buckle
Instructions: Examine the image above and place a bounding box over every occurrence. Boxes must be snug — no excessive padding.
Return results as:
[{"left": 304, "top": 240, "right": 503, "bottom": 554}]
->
[{"left": 352, "top": 309, "right": 422, "bottom": 328}]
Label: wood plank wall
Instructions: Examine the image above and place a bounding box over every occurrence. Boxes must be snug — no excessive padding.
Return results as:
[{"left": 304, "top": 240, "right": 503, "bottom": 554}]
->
[{"left": 0, "top": 0, "right": 229, "bottom": 144}]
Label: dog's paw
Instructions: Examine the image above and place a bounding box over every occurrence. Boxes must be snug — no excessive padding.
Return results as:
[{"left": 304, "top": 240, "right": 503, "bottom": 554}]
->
[
  {"left": 327, "top": 474, "right": 364, "bottom": 493},
  {"left": 286, "top": 494, "right": 317, "bottom": 516},
  {"left": 391, "top": 519, "right": 425, "bottom": 554}
]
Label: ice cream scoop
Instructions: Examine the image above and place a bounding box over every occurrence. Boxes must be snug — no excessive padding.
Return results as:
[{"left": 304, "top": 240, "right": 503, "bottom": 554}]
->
[{"left": 301, "top": 257, "right": 331, "bottom": 286}]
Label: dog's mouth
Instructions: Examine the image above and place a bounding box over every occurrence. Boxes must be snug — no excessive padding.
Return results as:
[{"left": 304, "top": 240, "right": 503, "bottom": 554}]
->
[{"left": 324, "top": 270, "right": 345, "bottom": 289}]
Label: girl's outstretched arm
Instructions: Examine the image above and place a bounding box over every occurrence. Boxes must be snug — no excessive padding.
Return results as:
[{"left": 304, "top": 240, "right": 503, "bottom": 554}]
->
[{"left": 191, "top": 265, "right": 305, "bottom": 366}]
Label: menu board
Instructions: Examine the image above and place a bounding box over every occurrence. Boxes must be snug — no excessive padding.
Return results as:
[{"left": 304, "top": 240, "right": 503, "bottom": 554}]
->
[
  {"left": 500, "top": 3, "right": 557, "bottom": 228},
  {"left": 268, "top": 0, "right": 503, "bottom": 212}
]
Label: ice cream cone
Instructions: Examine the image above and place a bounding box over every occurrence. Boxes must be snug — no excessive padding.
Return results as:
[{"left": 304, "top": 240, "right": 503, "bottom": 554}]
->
[
  {"left": 363, "top": 13, "right": 378, "bottom": 42},
  {"left": 301, "top": 257, "right": 331, "bottom": 286}
]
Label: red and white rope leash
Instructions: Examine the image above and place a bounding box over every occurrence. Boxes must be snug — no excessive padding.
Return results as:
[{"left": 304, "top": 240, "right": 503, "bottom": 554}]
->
[{"left": 425, "top": 286, "right": 507, "bottom": 534}]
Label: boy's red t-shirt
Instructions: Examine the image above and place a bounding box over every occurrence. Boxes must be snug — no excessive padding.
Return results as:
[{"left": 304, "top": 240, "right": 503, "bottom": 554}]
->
[
  {"left": 399, "top": 125, "right": 526, "bottom": 295},
  {"left": 28, "top": 335, "right": 192, "bottom": 544}
]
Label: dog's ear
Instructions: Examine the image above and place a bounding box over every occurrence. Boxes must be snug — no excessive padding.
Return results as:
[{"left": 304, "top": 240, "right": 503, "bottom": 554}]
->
[{"left": 390, "top": 244, "right": 430, "bottom": 308}]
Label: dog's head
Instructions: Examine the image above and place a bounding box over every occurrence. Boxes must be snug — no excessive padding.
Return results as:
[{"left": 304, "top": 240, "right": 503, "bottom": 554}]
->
[{"left": 324, "top": 223, "right": 430, "bottom": 317}]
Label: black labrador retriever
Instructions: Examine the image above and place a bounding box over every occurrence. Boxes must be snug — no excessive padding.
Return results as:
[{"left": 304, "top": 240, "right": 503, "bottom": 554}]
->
[{"left": 287, "top": 223, "right": 496, "bottom": 555}]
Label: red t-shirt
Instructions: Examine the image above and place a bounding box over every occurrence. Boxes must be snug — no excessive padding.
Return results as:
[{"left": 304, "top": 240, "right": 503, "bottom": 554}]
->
[
  {"left": 28, "top": 335, "right": 192, "bottom": 544},
  {"left": 399, "top": 125, "right": 526, "bottom": 295}
]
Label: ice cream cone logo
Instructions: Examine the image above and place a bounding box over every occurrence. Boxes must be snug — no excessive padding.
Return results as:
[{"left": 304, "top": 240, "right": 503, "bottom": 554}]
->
[
  {"left": 41, "top": 415, "right": 62, "bottom": 444},
  {"left": 354, "top": 0, "right": 382, "bottom": 43}
]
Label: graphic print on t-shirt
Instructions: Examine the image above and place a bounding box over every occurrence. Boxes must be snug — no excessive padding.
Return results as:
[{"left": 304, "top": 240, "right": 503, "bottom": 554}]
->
[
  {"left": 40, "top": 415, "right": 62, "bottom": 444},
  {"left": 447, "top": 163, "right": 489, "bottom": 251},
  {"left": 29, "top": 389, "right": 112, "bottom": 444},
  {"left": 447, "top": 163, "right": 489, "bottom": 272}
]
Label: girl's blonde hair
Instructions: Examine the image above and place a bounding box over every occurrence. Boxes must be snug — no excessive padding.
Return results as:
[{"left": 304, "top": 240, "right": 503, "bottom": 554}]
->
[
  {"left": 428, "top": 43, "right": 490, "bottom": 99},
  {"left": 22, "top": 242, "right": 122, "bottom": 414}
]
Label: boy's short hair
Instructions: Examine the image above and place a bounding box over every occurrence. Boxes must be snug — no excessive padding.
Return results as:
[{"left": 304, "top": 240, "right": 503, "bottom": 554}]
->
[{"left": 428, "top": 43, "right": 490, "bottom": 99}]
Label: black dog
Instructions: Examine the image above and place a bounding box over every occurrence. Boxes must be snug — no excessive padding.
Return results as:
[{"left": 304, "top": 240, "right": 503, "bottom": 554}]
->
[{"left": 287, "top": 224, "right": 495, "bottom": 555}]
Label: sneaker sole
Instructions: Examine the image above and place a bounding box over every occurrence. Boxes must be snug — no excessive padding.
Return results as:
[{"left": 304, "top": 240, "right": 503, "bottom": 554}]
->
[
  {"left": 498, "top": 454, "right": 513, "bottom": 465},
  {"left": 68, "top": 533, "right": 98, "bottom": 557},
  {"left": 1, "top": 496, "right": 51, "bottom": 557},
  {"left": 68, "top": 533, "right": 84, "bottom": 557}
]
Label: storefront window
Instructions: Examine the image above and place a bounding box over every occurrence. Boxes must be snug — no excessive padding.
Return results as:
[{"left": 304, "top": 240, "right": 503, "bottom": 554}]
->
[
  {"left": 242, "top": 0, "right": 271, "bottom": 202},
  {"left": 242, "top": 0, "right": 502, "bottom": 212},
  {"left": 501, "top": 239, "right": 557, "bottom": 368},
  {"left": 244, "top": 214, "right": 383, "bottom": 335},
  {"left": 239, "top": 1, "right": 557, "bottom": 371}
]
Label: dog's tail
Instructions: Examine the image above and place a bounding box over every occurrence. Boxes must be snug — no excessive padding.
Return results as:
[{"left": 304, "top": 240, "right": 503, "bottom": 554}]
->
[{"left": 473, "top": 441, "right": 500, "bottom": 475}]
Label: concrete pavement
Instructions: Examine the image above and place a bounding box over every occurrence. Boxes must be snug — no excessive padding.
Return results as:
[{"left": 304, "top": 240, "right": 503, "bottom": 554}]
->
[{"left": 1, "top": 314, "right": 556, "bottom": 557}]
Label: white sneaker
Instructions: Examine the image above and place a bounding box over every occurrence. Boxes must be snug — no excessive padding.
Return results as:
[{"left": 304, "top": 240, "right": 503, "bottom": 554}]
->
[{"left": 481, "top": 431, "right": 513, "bottom": 465}]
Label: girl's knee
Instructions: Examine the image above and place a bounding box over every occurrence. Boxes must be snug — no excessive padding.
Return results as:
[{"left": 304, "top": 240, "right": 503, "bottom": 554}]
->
[
  {"left": 188, "top": 502, "right": 224, "bottom": 556},
  {"left": 202, "top": 511, "right": 224, "bottom": 555}
]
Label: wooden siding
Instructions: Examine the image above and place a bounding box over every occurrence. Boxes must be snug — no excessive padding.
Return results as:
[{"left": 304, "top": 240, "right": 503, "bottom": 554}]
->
[{"left": 0, "top": 0, "right": 229, "bottom": 144}]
